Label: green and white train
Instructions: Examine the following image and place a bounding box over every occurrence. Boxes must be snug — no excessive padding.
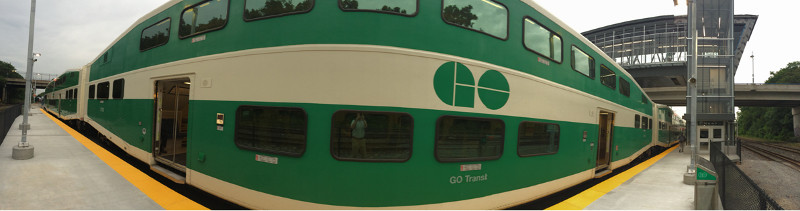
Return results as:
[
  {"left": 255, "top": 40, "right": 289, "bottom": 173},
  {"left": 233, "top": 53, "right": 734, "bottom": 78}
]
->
[{"left": 40, "top": 0, "right": 682, "bottom": 209}]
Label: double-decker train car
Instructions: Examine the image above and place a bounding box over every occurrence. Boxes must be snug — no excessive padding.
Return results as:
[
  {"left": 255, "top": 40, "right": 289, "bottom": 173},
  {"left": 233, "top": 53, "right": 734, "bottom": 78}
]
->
[
  {"left": 655, "top": 104, "right": 686, "bottom": 147},
  {"left": 40, "top": 0, "right": 685, "bottom": 209}
]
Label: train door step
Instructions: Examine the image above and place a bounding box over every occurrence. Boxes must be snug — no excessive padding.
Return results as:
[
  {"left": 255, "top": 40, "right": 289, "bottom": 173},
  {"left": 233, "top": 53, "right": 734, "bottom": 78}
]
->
[
  {"left": 151, "top": 165, "right": 186, "bottom": 184},
  {"left": 595, "top": 169, "right": 613, "bottom": 178}
]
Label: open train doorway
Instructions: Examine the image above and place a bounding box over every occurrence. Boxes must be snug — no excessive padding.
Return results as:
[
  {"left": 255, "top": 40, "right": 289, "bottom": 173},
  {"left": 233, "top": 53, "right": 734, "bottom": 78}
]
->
[
  {"left": 153, "top": 78, "right": 191, "bottom": 179},
  {"left": 595, "top": 110, "right": 615, "bottom": 177}
]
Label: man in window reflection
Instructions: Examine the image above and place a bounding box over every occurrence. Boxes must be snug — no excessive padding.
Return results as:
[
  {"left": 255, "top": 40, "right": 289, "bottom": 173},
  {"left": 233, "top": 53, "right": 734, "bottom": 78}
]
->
[{"left": 351, "top": 113, "right": 368, "bottom": 158}]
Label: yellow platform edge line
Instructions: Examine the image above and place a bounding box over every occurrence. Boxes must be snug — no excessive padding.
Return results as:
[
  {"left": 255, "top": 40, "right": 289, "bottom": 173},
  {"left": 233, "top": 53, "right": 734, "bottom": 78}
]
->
[
  {"left": 546, "top": 145, "right": 678, "bottom": 210},
  {"left": 41, "top": 109, "right": 208, "bottom": 210}
]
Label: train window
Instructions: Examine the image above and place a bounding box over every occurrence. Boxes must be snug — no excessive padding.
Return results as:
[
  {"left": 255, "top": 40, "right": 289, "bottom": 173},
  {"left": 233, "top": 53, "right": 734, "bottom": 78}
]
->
[
  {"left": 179, "top": 0, "right": 229, "bottom": 39},
  {"left": 634, "top": 114, "right": 640, "bottom": 129},
  {"left": 72, "top": 89, "right": 77, "bottom": 99},
  {"left": 97, "top": 82, "right": 110, "bottom": 99},
  {"left": 641, "top": 94, "right": 648, "bottom": 104},
  {"left": 518, "top": 121, "right": 559, "bottom": 157},
  {"left": 88, "top": 85, "right": 95, "bottom": 99},
  {"left": 112, "top": 79, "right": 124, "bottom": 99},
  {"left": 340, "top": 0, "right": 417, "bottom": 16},
  {"left": 570, "top": 46, "right": 595, "bottom": 79},
  {"left": 330, "top": 110, "right": 413, "bottom": 162},
  {"left": 619, "top": 78, "right": 630, "bottom": 97},
  {"left": 442, "top": 0, "right": 508, "bottom": 40},
  {"left": 435, "top": 116, "right": 504, "bottom": 162},
  {"left": 600, "top": 65, "right": 616, "bottom": 89},
  {"left": 649, "top": 118, "right": 653, "bottom": 130},
  {"left": 140, "top": 18, "right": 170, "bottom": 51},
  {"left": 523, "top": 17, "right": 562, "bottom": 63},
  {"left": 244, "top": 0, "right": 313, "bottom": 21},
  {"left": 234, "top": 106, "right": 307, "bottom": 157},
  {"left": 642, "top": 116, "right": 648, "bottom": 130}
]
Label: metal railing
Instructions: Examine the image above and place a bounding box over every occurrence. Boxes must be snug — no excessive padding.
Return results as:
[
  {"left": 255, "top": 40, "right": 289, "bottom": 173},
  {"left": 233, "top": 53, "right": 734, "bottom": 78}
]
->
[
  {"left": 711, "top": 143, "right": 783, "bottom": 210},
  {"left": 0, "top": 104, "right": 22, "bottom": 146}
]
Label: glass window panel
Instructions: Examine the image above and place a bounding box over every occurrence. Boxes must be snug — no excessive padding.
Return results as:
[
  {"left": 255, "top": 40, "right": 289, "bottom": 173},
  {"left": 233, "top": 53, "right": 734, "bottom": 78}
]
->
[
  {"left": 331, "top": 111, "right": 413, "bottom": 161},
  {"left": 635, "top": 114, "right": 640, "bottom": 129},
  {"left": 140, "top": 18, "right": 170, "bottom": 51},
  {"left": 435, "top": 116, "right": 504, "bottom": 162},
  {"left": 442, "top": 0, "right": 507, "bottom": 39},
  {"left": 571, "top": 46, "right": 594, "bottom": 78},
  {"left": 244, "top": 0, "right": 314, "bottom": 20},
  {"left": 619, "top": 78, "right": 630, "bottom": 97},
  {"left": 235, "top": 106, "right": 307, "bottom": 157},
  {"left": 340, "top": 0, "right": 416, "bottom": 16},
  {"left": 524, "top": 18, "right": 561, "bottom": 62},
  {"left": 713, "top": 129, "right": 722, "bottom": 138},
  {"left": 112, "top": 79, "right": 124, "bottom": 99},
  {"left": 97, "top": 82, "right": 110, "bottom": 99},
  {"left": 88, "top": 85, "right": 95, "bottom": 99},
  {"left": 518, "top": 122, "right": 559, "bottom": 156},
  {"left": 642, "top": 117, "right": 648, "bottom": 129},
  {"left": 179, "top": 0, "right": 229, "bottom": 38},
  {"left": 700, "top": 129, "right": 709, "bottom": 138},
  {"left": 552, "top": 36, "right": 562, "bottom": 62},
  {"left": 600, "top": 65, "right": 616, "bottom": 89}
]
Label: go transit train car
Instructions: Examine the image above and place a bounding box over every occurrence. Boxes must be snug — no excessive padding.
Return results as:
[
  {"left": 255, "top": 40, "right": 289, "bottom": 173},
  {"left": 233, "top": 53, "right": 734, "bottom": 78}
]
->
[{"left": 40, "top": 0, "right": 684, "bottom": 209}]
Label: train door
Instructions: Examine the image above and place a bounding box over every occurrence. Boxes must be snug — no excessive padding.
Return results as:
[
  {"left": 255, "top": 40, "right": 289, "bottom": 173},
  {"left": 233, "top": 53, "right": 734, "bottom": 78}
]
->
[
  {"left": 595, "top": 110, "right": 615, "bottom": 177},
  {"left": 153, "top": 78, "right": 191, "bottom": 174}
]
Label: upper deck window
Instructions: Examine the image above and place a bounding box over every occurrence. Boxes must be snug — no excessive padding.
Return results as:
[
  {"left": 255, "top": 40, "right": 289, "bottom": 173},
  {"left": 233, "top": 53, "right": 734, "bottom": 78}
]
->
[
  {"left": 442, "top": 0, "right": 508, "bottom": 40},
  {"left": 600, "top": 65, "right": 616, "bottom": 89},
  {"left": 524, "top": 18, "right": 562, "bottom": 63},
  {"left": 179, "top": 0, "right": 229, "bottom": 39},
  {"left": 244, "top": 0, "right": 313, "bottom": 21},
  {"left": 140, "top": 18, "right": 170, "bottom": 51},
  {"left": 340, "top": 0, "right": 417, "bottom": 16},
  {"left": 619, "top": 77, "right": 631, "bottom": 97},
  {"left": 571, "top": 46, "right": 595, "bottom": 79}
]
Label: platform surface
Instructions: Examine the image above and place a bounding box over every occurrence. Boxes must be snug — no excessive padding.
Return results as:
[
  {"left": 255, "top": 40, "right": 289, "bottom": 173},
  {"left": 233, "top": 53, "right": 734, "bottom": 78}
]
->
[
  {"left": 584, "top": 148, "right": 695, "bottom": 210},
  {"left": 0, "top": 105, "right": 162, "bottom": 209}
]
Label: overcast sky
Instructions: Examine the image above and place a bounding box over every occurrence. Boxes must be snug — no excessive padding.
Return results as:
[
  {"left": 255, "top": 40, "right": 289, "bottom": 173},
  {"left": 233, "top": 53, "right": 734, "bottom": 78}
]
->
[{"left": 2, "top": 0, "right": 797, "bottom": 116}]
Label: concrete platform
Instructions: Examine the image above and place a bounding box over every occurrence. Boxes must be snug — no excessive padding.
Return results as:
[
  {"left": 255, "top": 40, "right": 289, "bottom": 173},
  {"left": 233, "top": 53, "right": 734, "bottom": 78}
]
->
[
  {"left": 584, "top": 148, "right": 695, "bottom": 210},
  {"left": 0, "top": 105, "right": 163, "bottom": 209},
  {"left": 548, "top": 146, "right": 697, "bottom": 210}
]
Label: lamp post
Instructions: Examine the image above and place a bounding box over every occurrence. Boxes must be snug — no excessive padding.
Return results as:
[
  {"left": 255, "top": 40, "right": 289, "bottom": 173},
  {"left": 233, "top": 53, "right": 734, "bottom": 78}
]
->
[
  {"left": 12, "top": 0, "right": 37, "bottom": 160},
  {"left": 751, "top": 52, "right": 755, "bottom": 85}
]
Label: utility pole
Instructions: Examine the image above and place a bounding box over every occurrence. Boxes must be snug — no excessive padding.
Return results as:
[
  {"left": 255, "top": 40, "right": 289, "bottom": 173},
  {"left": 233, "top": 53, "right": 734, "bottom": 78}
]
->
[{"left": 12, "top": 0, "right": 37, "bottom": 160}]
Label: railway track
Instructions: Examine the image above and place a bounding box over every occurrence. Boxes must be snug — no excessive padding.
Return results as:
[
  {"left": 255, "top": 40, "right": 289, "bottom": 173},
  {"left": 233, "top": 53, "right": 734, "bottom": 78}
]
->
[{"left": 742, "top": 141, "right": 800, "bottom": 171}]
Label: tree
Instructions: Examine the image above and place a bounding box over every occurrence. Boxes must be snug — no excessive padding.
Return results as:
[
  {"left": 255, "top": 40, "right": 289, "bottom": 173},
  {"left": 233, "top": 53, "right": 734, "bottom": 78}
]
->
[
  {"left": 737, "top": 61, "right": 800, "bottom": 140},
  {"left": 442, "top": 5, "right": 478, "bottom": 28}
]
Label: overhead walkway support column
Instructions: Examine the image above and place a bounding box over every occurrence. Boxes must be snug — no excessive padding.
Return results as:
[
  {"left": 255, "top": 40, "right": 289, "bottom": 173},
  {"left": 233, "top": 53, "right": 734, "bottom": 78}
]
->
[{"left": 793, "top": 106, "right": 800, "bottom": 138}]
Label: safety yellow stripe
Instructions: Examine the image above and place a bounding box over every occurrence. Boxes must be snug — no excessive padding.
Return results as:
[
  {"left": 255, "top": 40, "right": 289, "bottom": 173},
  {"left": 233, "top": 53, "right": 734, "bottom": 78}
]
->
[
  {"left": 41, "top": 109, "right": 208, "bottom": 210},
  {"left": 546, "top": 145, "right": 677, "bottom": 210}
]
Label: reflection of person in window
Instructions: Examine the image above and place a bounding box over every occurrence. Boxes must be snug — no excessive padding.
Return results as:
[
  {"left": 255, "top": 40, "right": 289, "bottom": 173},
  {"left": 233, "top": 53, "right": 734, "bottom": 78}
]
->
[{"left": 350, "top": 113, "right": 368, "bottom": 158}]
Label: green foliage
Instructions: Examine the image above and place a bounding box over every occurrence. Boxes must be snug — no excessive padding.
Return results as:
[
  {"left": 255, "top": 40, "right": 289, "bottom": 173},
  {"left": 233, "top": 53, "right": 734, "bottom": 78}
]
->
[
  {"left": 442, "top": 5, "right": 478, "bottom": 28},
  {"left": 737, "top": 61, "right": 800, "bottom": 140}
]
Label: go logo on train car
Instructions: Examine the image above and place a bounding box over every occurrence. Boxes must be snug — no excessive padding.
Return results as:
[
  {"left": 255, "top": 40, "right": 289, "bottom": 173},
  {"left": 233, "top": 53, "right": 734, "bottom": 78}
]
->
[{"left": 433, "top": 62, "right": 510, "bottom": 110}]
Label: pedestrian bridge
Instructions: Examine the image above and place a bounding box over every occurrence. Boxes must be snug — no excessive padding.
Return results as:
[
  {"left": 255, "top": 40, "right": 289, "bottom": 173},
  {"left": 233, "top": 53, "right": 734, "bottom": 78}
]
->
[{"left": 645, "top": 83, "right": 800, "bottom": 107}]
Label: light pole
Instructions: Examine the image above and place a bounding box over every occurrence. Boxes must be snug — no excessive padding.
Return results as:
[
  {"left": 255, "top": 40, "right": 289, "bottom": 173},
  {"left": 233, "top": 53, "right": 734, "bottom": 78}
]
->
[
  {"left": 12, "top": 0, "right": 37, "bottom": 160},
  {"left": 751, "top": 52, "right": 755, "bottom": 84}
]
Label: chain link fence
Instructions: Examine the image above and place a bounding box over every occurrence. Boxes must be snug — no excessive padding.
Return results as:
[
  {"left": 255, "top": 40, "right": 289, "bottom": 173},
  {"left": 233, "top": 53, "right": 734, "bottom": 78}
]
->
[
  {"left": 711, "top": 143, "right": 783, "bottom": 210},
  {"left": 0, "top": 104, "right": 22, "bottom": 146}
]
